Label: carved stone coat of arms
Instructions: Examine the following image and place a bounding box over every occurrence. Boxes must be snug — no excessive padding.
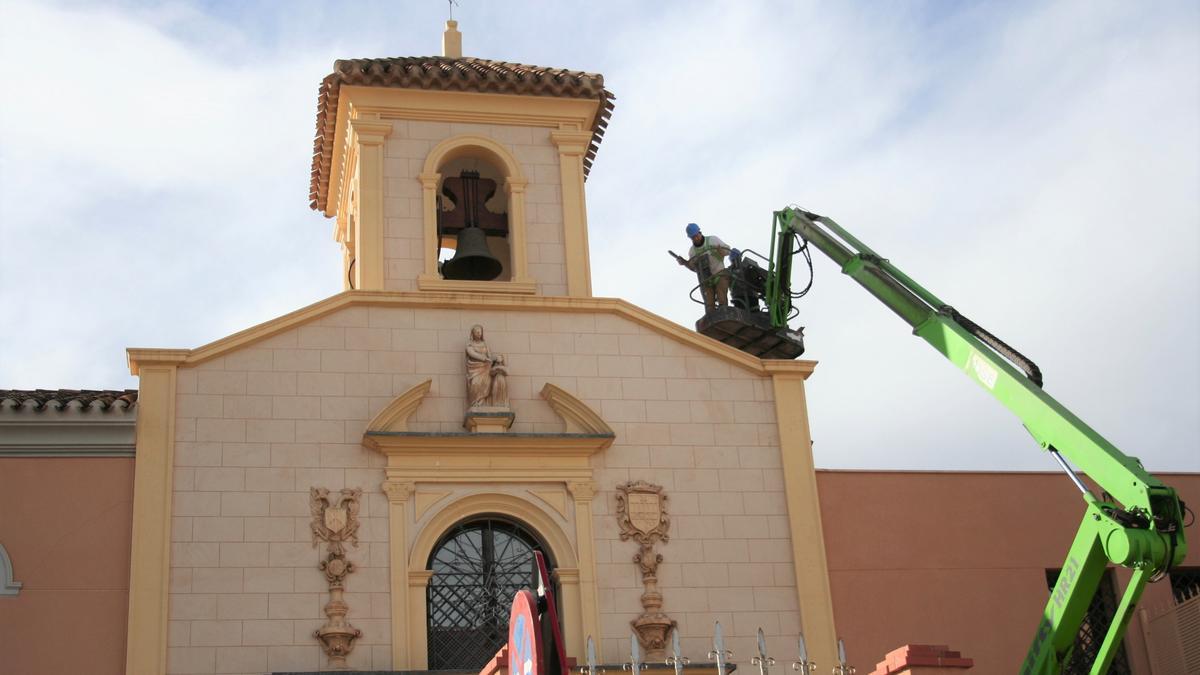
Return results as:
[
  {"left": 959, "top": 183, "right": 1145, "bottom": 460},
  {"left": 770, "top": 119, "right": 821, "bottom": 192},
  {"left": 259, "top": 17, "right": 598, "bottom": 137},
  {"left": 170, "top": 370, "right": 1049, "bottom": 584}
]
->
[
  {"left": 616, "top": 480, "right": 669, "bottom": 545},
  {"left": 616, "top": 480, "right": 674, "bottom": 657},
  {"left": 310, "top": 487, "right": 362, "bottom": 558}
]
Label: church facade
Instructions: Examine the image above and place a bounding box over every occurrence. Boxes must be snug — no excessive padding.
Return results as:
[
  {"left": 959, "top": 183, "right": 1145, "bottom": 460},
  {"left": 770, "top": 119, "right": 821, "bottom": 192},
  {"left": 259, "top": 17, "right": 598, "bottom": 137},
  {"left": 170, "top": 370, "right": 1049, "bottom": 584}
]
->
[{"left": 119, "top": 22, "right": 836, "bottom": 675}]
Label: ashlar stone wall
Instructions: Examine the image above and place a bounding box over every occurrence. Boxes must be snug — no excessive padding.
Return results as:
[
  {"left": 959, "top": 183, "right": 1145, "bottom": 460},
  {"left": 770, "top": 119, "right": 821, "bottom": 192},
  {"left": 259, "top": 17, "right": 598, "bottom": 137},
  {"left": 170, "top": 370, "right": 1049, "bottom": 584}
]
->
[
  {"left": 381, "top": 121, "right": 568, "bottom": 294},
  {"left": 166, "top": 303, "right": 799, "bottom": 674}
]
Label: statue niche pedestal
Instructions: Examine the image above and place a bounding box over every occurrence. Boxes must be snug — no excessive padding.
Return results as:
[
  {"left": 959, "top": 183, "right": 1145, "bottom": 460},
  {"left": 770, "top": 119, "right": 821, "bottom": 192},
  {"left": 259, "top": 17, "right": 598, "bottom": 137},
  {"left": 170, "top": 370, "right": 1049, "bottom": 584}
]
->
[{"left": 464, "top": 406, "right": 515, "bottom": 433}]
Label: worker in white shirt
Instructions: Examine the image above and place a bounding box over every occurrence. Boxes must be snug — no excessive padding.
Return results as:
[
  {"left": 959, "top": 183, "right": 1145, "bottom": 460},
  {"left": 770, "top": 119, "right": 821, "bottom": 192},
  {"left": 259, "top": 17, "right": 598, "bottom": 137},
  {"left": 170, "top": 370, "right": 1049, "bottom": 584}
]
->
[{"left": 674, "top": 222, "right": 731, "bottom": 313}]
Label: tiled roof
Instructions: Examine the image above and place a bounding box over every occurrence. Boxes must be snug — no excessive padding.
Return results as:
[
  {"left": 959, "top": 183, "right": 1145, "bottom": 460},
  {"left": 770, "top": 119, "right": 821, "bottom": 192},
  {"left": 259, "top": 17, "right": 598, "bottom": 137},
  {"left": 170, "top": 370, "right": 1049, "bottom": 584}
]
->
[
  {"left": 309, "top": 56, "right": 616, "bottom": 212},
  {"left": 0, "top": 389, "right": 138, "bottom": 411}
]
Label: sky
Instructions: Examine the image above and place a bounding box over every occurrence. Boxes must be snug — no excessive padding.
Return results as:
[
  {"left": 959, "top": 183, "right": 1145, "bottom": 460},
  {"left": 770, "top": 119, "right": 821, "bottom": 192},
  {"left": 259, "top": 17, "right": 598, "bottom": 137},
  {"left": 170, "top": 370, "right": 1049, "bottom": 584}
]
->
[{"left": 1, "top": 0, "right": 1197, "bottom": 473}]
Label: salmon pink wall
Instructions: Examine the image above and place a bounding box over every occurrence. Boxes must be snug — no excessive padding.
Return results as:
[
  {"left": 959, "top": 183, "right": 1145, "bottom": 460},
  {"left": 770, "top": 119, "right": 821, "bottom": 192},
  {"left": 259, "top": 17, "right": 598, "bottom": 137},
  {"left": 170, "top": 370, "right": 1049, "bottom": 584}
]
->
[
  {"left": 0, "top": 457, "right": 134, "bottom": 675},
  {"left": 816, "top": 470, "right": 1199, "bottom": 675}
]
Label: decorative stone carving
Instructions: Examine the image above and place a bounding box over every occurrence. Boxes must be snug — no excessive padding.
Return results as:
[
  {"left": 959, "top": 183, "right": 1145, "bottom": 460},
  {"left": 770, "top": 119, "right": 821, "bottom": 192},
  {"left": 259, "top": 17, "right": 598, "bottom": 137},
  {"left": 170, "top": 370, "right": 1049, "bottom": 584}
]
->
[
  {"left": 616, "top": 481, "right": 670, "bottom": 544},
  {"left": 616, "top": 480, "right": 674, "bottom": 658},
  {"left": 381, "top": 480, "right": 415, "bottom": 504},
  {"left": 464, "top": 324, "right": 515, "bottom": 432},
  {"left": 566, "top": 480, "right": 598, "bottom": 502},
  {"left": 466, "top": 324, "right": 509, "bottom": 408},
  {"left": 310, "top": 487, "right": 364, "bottom": 668}
]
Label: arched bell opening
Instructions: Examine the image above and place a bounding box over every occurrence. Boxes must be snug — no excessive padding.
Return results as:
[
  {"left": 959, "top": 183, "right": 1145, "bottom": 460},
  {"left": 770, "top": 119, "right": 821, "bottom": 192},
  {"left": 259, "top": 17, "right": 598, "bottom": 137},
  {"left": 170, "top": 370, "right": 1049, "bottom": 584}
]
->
[
  {"left": 425, "top": 515, "right": 559, "bottom": 670},
  {"left": 436, "top": 154, "right": 513, "bottom": 282}
]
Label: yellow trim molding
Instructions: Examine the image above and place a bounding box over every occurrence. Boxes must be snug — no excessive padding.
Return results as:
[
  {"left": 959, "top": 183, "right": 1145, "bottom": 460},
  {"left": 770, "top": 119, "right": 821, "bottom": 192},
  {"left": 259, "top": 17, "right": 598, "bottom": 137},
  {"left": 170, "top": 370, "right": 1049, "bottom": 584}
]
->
[
  {"left": 416, "top": 277, "right": 537, "bottom": 295},
  {"left": 550, "top": 130, "right": 595, "bottom": 297},
  {"left": 405, "top": 492, "right": 593, "bottom": 666},
  {"left": 123, "top": 364, "right": 178, "bottom": 675},
  {"left": 382, "top": 479, "right": 416, "bottom": 669},
  {"left": 348, "top": 117, "right": 393, "bottom": 290},
  {"left": 363, "top": 432, "right": 612, "bottom": 483},
  {"left": 127, "top": 290, "right": 819, "bottom": 378},
  {"left": 771, "top": 372, "right": 837, "bottom": 670}
]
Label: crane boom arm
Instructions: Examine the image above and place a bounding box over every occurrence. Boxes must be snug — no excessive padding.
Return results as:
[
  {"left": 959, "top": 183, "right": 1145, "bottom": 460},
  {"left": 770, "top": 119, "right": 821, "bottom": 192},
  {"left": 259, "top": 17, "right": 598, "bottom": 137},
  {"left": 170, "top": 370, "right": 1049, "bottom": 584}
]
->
[{"left": 769, "top": 207, "right": 1187, "bottom": 673}]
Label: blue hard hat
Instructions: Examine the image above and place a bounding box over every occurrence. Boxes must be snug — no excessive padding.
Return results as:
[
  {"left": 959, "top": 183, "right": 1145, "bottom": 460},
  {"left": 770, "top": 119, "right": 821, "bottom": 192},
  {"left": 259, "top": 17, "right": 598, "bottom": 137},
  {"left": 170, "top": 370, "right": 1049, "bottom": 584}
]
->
[
  {"left": 730, "top": 248, "right": 742, "bottom": 261},
  {"left": 685, "top": 223, "right": 701, "bottom": 237}
]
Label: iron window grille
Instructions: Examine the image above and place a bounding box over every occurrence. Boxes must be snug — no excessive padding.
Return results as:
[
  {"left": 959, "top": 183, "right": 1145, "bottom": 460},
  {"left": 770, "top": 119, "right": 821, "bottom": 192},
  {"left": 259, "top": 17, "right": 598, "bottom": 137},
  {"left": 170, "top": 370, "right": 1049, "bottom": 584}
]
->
[
  {"left": 1167, "top": 567, "right": 1200, "bottom": 604},
  {"left": 427, "top": 517, "right": 556, "bottom": 670}
]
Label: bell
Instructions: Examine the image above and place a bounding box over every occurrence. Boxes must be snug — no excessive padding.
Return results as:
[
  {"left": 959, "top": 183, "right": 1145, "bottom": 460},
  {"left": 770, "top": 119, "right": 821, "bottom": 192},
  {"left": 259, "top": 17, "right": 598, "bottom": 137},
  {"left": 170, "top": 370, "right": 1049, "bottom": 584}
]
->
[{"left": 442, "top": 226, "right": 503, "bottom": 281}]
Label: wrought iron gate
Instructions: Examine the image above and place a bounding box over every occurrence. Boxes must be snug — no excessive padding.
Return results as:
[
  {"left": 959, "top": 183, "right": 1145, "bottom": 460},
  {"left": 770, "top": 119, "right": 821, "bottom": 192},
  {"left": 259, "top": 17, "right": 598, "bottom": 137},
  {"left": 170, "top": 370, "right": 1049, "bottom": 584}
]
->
[{"left": 427, "top": 518, "right": 551, "bottom": 670}]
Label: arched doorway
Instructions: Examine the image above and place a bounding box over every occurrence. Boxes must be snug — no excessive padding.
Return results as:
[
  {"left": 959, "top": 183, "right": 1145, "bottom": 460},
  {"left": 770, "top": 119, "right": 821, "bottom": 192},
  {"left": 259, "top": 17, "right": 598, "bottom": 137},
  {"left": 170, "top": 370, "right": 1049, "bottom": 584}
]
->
[{"left": 425, "top": 517, "right": 556, "bottom": 670}]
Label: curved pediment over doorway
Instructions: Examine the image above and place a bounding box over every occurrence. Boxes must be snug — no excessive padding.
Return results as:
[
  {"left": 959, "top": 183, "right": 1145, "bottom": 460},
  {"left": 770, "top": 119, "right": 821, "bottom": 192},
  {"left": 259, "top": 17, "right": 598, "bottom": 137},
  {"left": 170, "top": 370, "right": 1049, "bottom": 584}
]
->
[
  {"left": 365, "top": 379, "right": 433, "bottom": 433},
  {"left": 538, "top": 383, "right": 612, "bottom": 435},
  {"left": 361, "top": 378, "right": 614, "bottom": 466}
]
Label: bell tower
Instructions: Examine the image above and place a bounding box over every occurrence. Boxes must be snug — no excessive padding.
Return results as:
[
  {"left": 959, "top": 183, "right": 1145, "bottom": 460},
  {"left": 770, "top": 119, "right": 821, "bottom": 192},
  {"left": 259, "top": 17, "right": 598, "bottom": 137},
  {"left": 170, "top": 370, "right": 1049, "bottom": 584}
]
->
[{"left": 309, "top": 21, "right": 614, "bottom": 297}]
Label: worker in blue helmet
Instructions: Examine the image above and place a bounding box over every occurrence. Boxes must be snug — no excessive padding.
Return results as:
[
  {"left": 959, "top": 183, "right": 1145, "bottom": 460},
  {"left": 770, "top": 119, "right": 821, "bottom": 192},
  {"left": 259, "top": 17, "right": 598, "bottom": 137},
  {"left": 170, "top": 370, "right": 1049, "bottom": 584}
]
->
[{"left": 675, "top": 222, "right": 731, "bottom": 312}]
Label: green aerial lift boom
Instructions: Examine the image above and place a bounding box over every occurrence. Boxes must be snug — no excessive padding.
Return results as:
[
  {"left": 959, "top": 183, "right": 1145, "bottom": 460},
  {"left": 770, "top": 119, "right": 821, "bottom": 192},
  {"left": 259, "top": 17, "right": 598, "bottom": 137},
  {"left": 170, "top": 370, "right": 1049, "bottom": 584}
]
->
[{"left": 760, "top": 207, "right": 1188, "bottom": 673}]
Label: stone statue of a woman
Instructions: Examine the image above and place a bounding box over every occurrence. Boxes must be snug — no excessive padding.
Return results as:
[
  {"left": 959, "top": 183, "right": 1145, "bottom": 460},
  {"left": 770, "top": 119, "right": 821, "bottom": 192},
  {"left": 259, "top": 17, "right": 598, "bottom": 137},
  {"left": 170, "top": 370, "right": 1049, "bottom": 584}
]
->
[{"left": 465, "top": 324, "right": 508, "bottom": 409}]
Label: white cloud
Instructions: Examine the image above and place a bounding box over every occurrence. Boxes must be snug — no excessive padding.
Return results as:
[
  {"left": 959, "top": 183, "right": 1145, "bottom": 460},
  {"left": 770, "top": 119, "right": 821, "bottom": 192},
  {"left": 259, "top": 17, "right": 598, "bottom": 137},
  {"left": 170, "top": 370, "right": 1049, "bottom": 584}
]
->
[
  {"left": 588, "top": 0, "right": 1199, "bottom": 471},
  {"left": 0, "top": 0, "right": 1195, "bottom": 472}
]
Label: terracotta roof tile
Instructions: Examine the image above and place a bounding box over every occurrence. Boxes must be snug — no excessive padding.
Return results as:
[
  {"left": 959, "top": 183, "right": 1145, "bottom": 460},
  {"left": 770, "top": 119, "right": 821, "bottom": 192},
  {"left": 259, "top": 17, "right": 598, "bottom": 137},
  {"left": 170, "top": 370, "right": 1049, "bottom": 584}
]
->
[
  {"left": 309, "top": 56, "right": 616, "bottom": 212},
  {"left": 0, "top": 389, "right": 138, "bottom": 411}
]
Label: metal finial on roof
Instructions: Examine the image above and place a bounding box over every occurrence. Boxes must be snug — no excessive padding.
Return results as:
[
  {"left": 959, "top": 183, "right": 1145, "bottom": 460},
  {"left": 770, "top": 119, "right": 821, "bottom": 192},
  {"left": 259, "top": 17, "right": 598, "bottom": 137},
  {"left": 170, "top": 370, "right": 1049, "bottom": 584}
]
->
[{"left": 448, "top": 0, "right": 458, "bottom": 20}]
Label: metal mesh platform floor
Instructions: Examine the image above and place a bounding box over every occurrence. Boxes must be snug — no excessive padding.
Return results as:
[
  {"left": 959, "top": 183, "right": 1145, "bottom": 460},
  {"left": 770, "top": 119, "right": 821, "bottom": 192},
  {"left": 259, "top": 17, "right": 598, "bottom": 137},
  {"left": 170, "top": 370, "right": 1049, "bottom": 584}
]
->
[{"left": 695, "top": 307, "right": 805, "bottom": 359}]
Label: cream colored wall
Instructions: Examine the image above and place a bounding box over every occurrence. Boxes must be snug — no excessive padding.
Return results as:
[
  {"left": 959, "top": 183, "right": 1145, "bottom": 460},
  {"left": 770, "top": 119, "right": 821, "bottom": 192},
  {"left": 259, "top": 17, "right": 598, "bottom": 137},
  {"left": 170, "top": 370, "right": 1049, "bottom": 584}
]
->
[
  {"left": 381, "top": 121, "right": 567, "bottom": 294},
  {"left": 165, "top": 304, "right": 798, "bottom": 673},
  {"left": 167, "top": 308, "right": 393, "bottom": 674},
  {"left": 582, "top": 352, "right": 794, "bottom": 664}
]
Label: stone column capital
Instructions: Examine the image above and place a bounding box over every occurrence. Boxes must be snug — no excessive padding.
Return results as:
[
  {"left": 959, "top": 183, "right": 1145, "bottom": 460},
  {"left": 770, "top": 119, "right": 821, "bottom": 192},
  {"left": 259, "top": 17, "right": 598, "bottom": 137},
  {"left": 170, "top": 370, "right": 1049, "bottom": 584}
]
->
[
  {"left": 550, "top": 129, "right": 593, "bottom": 156},
  {"left": 408, "top": 569, "right": 435, "bottom": 587},
  {"left": 566, "top": 481, "right": 597, "bottom": 501},
  {"left": 551, "top": 567, "right": 580, "bottom": 583},
  {"left": 349, "top": 118, "right": 394, "bottom": 145},
  {"left": 381, "top": 480, "right": 416, "bottom": 503}
]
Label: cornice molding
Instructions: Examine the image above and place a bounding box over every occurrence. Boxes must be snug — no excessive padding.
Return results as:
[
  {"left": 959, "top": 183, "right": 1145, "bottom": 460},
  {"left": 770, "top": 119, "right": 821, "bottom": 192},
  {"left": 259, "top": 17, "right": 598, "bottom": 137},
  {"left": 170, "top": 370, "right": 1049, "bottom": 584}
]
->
[
  {"left": 348, "top": 117, "right": 394, "bottom": 144},
  {"left": 363, "top": 431, "right": 612, "bottom": 455},
  {"left": 363, "top": 430, "right": 610, "bottom": 485},
  {"left": 126, "top": 349, "right": 189, "bottom": 376},
  {"left": 324, "top": 87, "right": 599, "bottom": 216},
  {"left": 126, "top": 290, "right": 819, "bottom": 378},
  {"left": 416, "top": 276, "right": 537, "bottom": 295},
  {"left": 550, "top": 130, "right": 593, "bottom": 156}
]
